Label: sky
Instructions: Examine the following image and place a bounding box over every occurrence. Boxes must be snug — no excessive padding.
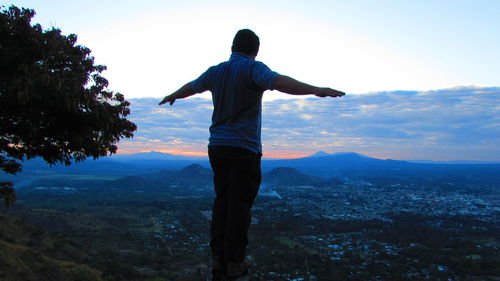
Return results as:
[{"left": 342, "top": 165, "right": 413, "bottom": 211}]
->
[
  {"left": 122, "top": 87, "right": 500, "bottom": 161},
  {"left": 5, "top": 0, "right": 500, "bottom": 160}
]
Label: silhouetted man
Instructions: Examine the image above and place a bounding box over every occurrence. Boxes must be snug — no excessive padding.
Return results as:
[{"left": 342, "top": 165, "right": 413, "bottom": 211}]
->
[{"left": 159, "top": 29, "right": 345, "bottom": 281}]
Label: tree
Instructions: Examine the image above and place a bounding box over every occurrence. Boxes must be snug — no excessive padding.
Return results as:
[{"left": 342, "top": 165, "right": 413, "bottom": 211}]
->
[
  {"left": 0, "top": 6, "right": 137, "bottom": 205},
  {"left": 0, "top": 182, "right": 16, "bottom": 207}
]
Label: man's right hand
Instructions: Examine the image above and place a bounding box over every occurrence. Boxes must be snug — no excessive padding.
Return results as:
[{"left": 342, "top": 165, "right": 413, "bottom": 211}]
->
[
  {"left": 159, "top": 94, "right": 176, "bottom": 106},
  {"left": 314, "top": 88, "right": 346, "bottom": 98},
  {"left": 158, "top": 83, "right": 198, "bottom": 106}
]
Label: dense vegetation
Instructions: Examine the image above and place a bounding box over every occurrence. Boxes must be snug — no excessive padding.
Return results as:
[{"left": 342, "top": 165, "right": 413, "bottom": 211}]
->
[
  {"left": 1, "top": 166, "right": 498, "bottom": 281},
  {"left": 0, "top": 5, "right": 136, "bottom": 205}
]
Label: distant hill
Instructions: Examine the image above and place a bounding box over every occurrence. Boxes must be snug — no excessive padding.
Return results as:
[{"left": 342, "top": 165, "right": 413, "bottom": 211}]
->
[
  {"left": 263, "top": 152, "right": 407, "bottom": 178},
  {"left": 269, "top": 152, "right": 405, "bottom": 168},
  {"left": 88, "top": 164, "right": 214, "bottom": 192},
  {"left": 2, "top": 153, "right": 210, "bottom": 185},
  {"left": 95, "top": 164, "right": 333, "bottom": 192},
  {"left": 263, "top": 152, "right": 500, "bottom": 184},
  {"left": 263, "top": 167, "right": 334, "bottom": 186},
  {"left": 177, "top": 164, "right": 213, "bottom": 180},
  {"left": 305, "top": 151, "right": 331, "bottom": 158}
]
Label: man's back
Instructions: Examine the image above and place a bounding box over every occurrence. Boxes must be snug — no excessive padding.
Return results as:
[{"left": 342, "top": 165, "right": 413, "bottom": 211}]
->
[{"left": 191, "top": 52, "right": 278, "bottom": 154}]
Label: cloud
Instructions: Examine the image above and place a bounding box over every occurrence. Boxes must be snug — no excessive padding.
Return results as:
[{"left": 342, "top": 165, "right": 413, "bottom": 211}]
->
[{"left": 119, "top": 87, "right": 500, "bottom": 161}]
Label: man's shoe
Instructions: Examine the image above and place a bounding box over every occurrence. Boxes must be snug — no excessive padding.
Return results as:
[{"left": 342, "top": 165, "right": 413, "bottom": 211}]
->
[
  {"left": 207, "top": 269, "right": 225, "bottom": 281},
  {"left": 226, "top": 256, "right": 253, "bottom": 281},
  {"left": 226, "top": 272, "right": 249, "bottom": 281},
  {"left": 207, "top": 256, "right": 226, "bottom": 281}
]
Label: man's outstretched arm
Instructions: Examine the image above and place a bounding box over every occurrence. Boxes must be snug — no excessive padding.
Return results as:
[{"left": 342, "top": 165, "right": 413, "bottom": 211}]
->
[
  {"left": 272, "top": 75, "right": 345, "bottom": 97},
  {"left": 159, "top": 82, "right": 199, "bottom": 106}
]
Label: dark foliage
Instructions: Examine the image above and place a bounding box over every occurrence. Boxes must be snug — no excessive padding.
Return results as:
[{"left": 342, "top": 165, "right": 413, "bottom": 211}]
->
[
  {"left": 0, "top": 5, "right": 137, "bottom": 172},
  {"left": 0, "top": 6, "right": 137, "bottom": 197},
  {"left": 0, "top": 181, "right": 16, "bottom": 207}
]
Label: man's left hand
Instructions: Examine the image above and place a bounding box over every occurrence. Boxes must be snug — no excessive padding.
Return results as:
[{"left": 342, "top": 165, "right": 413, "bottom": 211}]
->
[{"left": 314, "top": 88, "right": 346, "bottom": 98}]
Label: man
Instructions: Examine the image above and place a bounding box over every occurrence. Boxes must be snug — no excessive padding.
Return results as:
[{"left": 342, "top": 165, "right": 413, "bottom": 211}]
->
[{"left": 159, "top": 29, "right": 345, "bottom": 281}]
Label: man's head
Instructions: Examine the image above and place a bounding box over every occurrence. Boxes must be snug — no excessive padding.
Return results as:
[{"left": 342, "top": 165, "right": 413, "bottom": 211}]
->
[{"left": 231, "top": 29, "right": 260, "bottom": 58}]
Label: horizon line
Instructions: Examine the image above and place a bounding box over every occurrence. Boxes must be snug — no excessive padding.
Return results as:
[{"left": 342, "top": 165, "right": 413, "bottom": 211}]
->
[{"left": 114, "top": 149, "right": 500, "bottom": 163}]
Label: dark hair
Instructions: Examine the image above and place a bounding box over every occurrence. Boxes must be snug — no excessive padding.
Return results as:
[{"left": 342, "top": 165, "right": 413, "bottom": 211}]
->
[{"left": 231, "top": 29, "right": 260, "bottom": 56}]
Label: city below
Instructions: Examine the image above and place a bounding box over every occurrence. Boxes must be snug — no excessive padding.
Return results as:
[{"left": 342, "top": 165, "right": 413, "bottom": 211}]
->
[{"left": 1, "top": 151, "right": 499, "bottom": 281}]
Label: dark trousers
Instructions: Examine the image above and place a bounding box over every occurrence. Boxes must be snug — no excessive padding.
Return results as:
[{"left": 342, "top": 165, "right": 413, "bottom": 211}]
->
[{"left": 208, "top": 145, "right": 262, "bottom": 263}]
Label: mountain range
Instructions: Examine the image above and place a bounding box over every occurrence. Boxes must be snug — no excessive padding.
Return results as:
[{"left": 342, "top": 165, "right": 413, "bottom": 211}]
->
[
  {"left": 4, "top": 151, "right": 500, "bottom": 189},
  {"left": 34, "top": 164, "right": 335, "bottom": 192}
]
